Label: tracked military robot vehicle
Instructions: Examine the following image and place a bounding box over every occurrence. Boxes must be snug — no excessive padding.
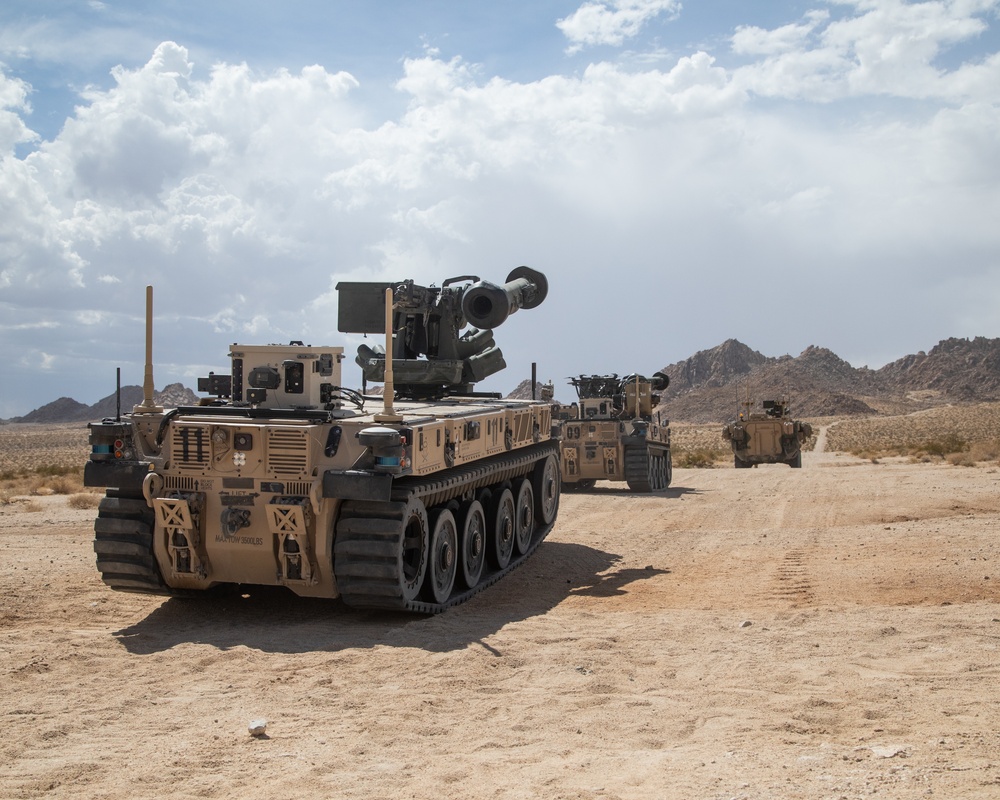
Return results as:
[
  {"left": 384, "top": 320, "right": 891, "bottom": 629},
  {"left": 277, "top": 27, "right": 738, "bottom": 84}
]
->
[
  {"left": 84, "top": 269, "right": 560, "bottom": 613},
  {"left": 553, "top": 372, "right": 672, "bottom": 492}
]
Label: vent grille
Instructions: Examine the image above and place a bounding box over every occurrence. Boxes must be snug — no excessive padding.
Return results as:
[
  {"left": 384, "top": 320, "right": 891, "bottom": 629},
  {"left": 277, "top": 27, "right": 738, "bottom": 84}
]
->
[
  {"left": 165, "top": 476, "right": 199, "bottom": 492},
  {"left": 171, "top": 425, "right": 210, "bottom": 471},
  {"left": 284, "top": 481, "right": 313, "bottom": 497},
  {"left": 267, "top": 428, "right": 309, "bottom": 477}
]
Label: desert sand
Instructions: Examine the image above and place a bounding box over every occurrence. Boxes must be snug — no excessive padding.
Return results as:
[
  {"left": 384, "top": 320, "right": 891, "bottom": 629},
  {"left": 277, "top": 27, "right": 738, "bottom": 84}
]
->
[{"left": 2, "top": 442, "right": 1000, "bottom": 799}]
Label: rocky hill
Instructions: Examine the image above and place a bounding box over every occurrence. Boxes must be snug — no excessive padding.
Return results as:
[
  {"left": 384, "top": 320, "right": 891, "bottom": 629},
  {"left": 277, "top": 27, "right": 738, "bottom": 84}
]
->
[
  {"left": 657, "top": 337, "right": 1000, "bottom": 423},
  {"left": 9, "top": 383, "right": 199, "bottom": 424}
]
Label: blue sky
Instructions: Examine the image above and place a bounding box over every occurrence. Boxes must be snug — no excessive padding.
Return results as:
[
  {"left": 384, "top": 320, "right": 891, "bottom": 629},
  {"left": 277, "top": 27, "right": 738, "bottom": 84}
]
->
[{"left": 1, "top": 0, "right": 999, "bottom": 417}]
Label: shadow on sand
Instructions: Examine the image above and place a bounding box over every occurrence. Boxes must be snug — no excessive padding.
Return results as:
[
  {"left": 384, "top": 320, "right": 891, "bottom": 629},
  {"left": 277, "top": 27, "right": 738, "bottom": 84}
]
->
[
  {"left": 112, "top": 540, "right": 671, "bottom": 656},
  {"left": 563, "top": 484, "right": 702, "bottom": 499}
]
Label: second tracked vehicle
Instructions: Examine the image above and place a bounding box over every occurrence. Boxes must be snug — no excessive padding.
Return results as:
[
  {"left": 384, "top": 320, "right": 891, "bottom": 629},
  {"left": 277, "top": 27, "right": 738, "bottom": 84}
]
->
[
  {"left": 553, "top": 373, "right": 672, "bottom": 492},
  {"left": 84, "top": 268, "right": 560, "bottom": 614}
]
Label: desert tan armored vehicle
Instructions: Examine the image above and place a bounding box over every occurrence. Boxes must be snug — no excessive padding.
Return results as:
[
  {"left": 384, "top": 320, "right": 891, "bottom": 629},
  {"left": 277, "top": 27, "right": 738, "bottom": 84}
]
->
[
  {"left": 553, "top": 373, "right": 672, "bottom": 492},
  {"left": 722, "top": 397, "right": 812, "bottom": 469},
  {"left": 84, "top": 269, "right": 560, "bottom": 613}
]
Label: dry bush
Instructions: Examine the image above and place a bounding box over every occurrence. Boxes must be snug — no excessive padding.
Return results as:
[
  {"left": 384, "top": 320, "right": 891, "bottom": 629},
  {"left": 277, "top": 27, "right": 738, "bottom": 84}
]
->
[
  {"left": 1, "top": 467, "right": 86, "bottom": 498},
  {"left": 4, "top": 498, "right": 46, "bottom": 512},
  {"left": 68, "top": 493, "right": 102, "bottom": 509},
  {"left": 44, "top": 473, "right": 85, "bottom": 495},
  {"left": 0, "top": 476, "right": 39, "bottom": 499},
  {"left": 968, "top": 439, "right": 1000, "bottom": 463},
  {"left": 673, "top": 448, "right": 729, "bottom": 468}
]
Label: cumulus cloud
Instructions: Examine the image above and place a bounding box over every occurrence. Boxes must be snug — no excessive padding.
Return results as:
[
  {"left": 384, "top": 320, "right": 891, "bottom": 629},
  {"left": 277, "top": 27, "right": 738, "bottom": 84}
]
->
[
  {"left": 557, "top": 0, "right": 682, "bottom": 52},
  {"left": 731, "top": 0, "right": 1000, "bottom": 101},
  {"left": 0, "top": 71, "right": 37, "bottom": 150}
]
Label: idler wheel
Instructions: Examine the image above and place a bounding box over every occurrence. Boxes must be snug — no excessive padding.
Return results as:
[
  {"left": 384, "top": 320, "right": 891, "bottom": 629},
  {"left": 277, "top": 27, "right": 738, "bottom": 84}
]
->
[{"left": 532, "top": 453, "right": 560, "bottom": 525}]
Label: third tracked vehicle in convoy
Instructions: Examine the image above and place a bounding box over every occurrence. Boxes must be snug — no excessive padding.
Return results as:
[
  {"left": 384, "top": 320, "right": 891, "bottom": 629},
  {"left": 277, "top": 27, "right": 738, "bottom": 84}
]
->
[
  {"left": 553, "top": 373, "right": 672, "bottom": 492},
  {"left": 722, "top": 397, "right": 813, "bottom": 468},
  {"left": 84, "top": 268, "right": 560, "bottom": 613}
]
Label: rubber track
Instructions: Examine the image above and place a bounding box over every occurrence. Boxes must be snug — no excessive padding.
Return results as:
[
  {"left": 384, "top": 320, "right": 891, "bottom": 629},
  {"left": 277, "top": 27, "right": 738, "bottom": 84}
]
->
[
  {"left": 93, "top": 494, "right": 173, "bottom": 595},
  {"left": 624, "top": 442, "right": 654, "bottom": 492},
  {"left": 624, "top": 440, "right": 673, "bottom": 492},
  {"left": 334, "top": 440, "right": 559, "bottom": 614}
]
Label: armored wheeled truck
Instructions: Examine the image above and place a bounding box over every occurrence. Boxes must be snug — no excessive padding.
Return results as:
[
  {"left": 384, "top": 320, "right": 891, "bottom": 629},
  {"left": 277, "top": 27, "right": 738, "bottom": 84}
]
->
[
  {"left": 84, "top": 269, "right": 560, "bottom": 613},
  {"left": 553, "top": 373, "right": 672, "bottom": 492},
  {"left": 722, "top": 398, "right": 813, "bottom": 469}
]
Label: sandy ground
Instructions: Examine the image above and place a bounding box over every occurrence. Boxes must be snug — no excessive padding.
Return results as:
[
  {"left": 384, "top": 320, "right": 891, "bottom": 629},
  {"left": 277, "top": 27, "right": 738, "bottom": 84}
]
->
[{"left": 2, "top": 446, "right": 1000, "bottom": 799}]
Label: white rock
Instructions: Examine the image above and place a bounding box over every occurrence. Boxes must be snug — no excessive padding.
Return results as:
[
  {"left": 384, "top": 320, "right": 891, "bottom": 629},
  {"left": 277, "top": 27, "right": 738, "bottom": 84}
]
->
[{"left": 248, "top": 719, "right": 268, "bottom": 737}]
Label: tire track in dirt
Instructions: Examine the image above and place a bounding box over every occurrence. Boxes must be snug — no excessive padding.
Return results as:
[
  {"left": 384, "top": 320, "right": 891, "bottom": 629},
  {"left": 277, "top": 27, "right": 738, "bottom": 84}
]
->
[{"left": 771, "top": 548, "right": 815, "bottom": 606}]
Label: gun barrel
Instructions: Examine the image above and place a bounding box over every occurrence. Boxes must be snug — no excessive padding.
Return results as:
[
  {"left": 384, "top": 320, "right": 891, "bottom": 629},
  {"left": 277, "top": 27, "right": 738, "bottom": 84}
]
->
[{"left": 462, "top": 266, "right": 548, "bottom": 329}]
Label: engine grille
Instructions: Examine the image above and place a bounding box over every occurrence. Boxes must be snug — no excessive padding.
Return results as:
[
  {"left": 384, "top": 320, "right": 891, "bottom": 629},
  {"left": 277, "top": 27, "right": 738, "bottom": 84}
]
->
[{"left": 267, "top": 428, "right": 309, "bottom": 477}]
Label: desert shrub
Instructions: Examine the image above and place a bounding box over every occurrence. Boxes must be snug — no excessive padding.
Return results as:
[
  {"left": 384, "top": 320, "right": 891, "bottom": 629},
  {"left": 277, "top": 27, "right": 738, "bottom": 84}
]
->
[
  {"left": 674, "top": 448, "right": 728, "bottom": 468},
  {"left": 68, "top": 493, "right": 102, "bottom": 509},
  {"left": 1, "top": 476, "right": 36, "bottom": 498},
  {"left": 848, "top": 449, "right": 883, "bottom": 462},
  {"left": 968, "top": 439, "right": 1000, "bottom": 463},
  {"left": 43, "top": 474, "right": 84, "bottom": 495},
  {"left": 2, "top": 497, "right": 45, "bottom": 511},
  {"left": 1, "top": 465, "right": 86, "bottom": 497},
  {"left": 917, "top": 434, "right": 966, "bottom": 458}
]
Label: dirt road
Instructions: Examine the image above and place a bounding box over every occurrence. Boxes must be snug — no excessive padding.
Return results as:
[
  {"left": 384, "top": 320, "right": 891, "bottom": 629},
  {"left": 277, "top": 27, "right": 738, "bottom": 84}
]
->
[{"left": 2, "top": 449, "right": 999, "bottom": 799}]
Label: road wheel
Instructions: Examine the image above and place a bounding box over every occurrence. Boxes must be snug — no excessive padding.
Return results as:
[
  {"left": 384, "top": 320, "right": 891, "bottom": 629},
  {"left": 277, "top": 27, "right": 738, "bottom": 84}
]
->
[
  {"left": 489, "top": 486, "right": 515, "bottom": 569},
  {"left": 458, "top": 499, "right": 486, "bottom": 589},
  {"left": 514, "top": 478, "right": 534, "bottom": 556},
  {"left": 426, "top": 508, "right": 458, "bottom": 604}
]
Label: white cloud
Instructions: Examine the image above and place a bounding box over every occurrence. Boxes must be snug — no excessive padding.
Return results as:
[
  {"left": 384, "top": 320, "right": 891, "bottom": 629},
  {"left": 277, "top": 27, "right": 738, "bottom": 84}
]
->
[
  {"left": 732, "top": 11, "right": 829, "bottom": 57},
  {"left": 557, "top": 0, "right": 682, "bottom": 52},
  {"left": 731, "top": 0, "right": 1000, "bottom": 101},
  {"left": 0, "top": 71, "right": 37, "bottom": 150}
]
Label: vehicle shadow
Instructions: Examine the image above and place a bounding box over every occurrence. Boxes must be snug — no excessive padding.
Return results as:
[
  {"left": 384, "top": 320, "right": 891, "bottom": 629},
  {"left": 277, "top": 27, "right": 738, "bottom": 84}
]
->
[
  {"left": 564, "top": 484, "right": 701, "bottom": 498},
  {"left": 112, "top": 541, "right": 671, "bottom": 656}
]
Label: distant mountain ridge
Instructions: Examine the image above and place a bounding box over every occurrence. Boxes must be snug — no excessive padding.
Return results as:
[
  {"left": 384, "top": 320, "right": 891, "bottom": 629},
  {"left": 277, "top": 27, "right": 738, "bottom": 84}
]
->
[
  {"left": 657, "top": 336, "right": 1000, "bottom": 423},
  {"left": 6, "top": 337, "right": 1000, "bottom": 424},
  {"left": 6, "top": 384, "right": 200, "bottom": 424}
]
